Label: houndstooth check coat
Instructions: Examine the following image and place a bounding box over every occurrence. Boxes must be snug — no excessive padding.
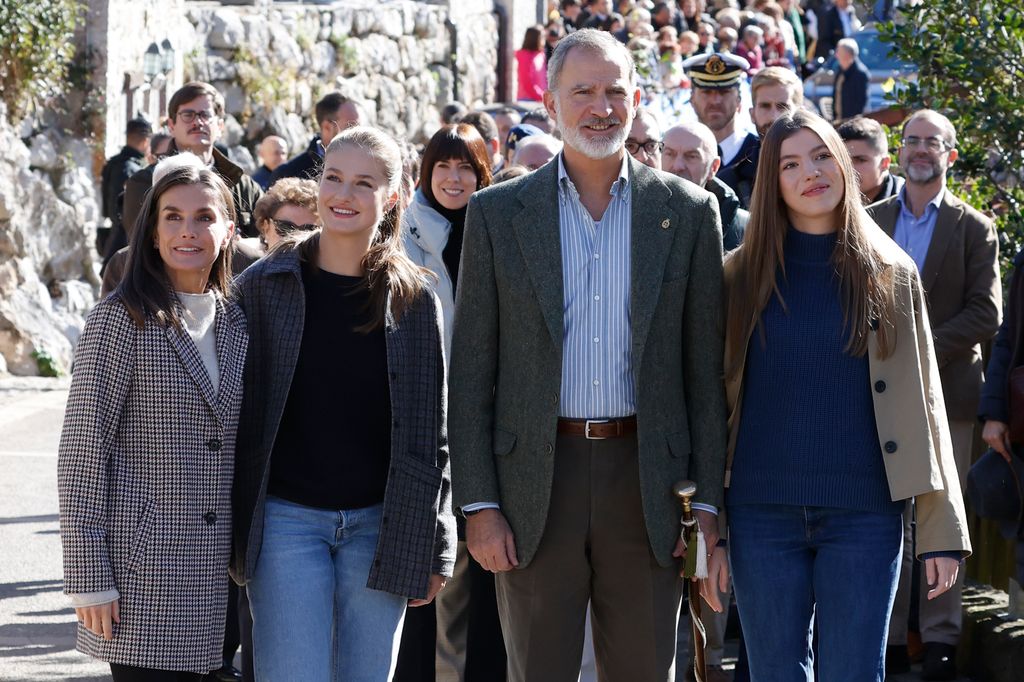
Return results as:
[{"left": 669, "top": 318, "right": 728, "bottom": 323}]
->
[
  {"left": 230, "top": 246, "right": 456, "bottom": 599},
  {"left": 58, "top": 294, "right": 247, "bottom": 673}
]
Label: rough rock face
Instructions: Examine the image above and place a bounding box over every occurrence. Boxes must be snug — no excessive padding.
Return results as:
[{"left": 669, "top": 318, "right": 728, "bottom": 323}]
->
[
  {"left": 0, "top": 113, "right": 98, "bottom": 376},
  {"left": 185, "top": 0, "right": 499, "bottom": 155}
]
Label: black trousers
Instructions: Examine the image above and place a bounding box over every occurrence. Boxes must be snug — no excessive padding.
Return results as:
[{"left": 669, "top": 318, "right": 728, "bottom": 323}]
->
[{"left": 110, "top": 663, "right": 204, "bottom": 682}]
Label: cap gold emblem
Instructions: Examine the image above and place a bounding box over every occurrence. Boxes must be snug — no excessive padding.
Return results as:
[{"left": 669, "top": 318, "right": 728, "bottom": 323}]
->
[{"left": 706, "top": 56, "right": 726, "bottom": 75}]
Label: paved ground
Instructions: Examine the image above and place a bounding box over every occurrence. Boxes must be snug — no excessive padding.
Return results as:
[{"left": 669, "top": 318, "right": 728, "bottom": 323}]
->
[{"left": 0, "top": 376, "right": 979, "bottom": 681}]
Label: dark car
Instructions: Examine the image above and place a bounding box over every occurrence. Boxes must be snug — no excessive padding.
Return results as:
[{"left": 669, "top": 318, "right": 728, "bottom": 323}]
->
[{"left": 803, "top": 26, "right": 917, "bottom": 120}]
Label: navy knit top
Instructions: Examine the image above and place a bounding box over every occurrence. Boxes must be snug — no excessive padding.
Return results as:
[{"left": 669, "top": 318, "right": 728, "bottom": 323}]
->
[{"left": 727, "top": 228, "right": 902, "bottom": 515}]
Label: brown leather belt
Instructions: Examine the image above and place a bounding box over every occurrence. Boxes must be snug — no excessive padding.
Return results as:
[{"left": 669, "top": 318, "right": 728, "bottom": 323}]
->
[{"left": 556, "top": 416, "right": 637, "bottom": 439}]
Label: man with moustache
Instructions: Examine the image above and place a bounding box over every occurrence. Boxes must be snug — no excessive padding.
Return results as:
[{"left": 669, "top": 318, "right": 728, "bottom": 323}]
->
[
  {"left": 749, "top": 66, "right": 804, "bottom": 138},
  {"left": 837, "top": 116, "right": 903, "bottom": 204},
  {"left": 662, "top": 121, "right": 747, "bottom": 251},
  {"left": 868, "top": 110, "right": 1000, "bottom": 680},
  {"left": 106, "top": 82, "right": 263, "bottom": 265},
  {"left": 449, "top": 28, "right": 727, "bottom": 682},
  {"left": 684, "top": 52, "right": 759, "bottom": 207}
]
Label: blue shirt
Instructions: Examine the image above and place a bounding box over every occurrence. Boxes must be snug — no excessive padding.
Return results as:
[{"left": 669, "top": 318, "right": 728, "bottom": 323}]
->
[
  {"left": 556, "top": 153, "right": 635, "bottom": 419},
  {"left": 892, "top": 187, "right": 944, "bottom": 272}
]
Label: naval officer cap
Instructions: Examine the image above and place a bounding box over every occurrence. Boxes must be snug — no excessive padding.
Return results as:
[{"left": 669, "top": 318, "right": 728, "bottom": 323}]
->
[{"left": 682, "top": 52, "right": 751, "bottom": 89}]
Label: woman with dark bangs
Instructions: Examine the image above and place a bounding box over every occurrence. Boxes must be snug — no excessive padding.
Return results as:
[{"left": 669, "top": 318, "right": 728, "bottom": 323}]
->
[
  {"left": 721, "top": 109, "right": 970, "bottom": 681},
  {"left": 398, "top": 123, "right": 502, "bottom": 681}
]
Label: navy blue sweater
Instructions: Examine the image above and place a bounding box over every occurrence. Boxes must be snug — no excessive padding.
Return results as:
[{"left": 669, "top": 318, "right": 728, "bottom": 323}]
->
[{"left": 728, "top": 228, "right": 902, "bottom": 515}]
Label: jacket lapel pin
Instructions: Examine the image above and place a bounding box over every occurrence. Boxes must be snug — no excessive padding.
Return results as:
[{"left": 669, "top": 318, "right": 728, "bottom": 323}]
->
[{"left": 661, "top": 218, "right": 671, "bottom": 229}]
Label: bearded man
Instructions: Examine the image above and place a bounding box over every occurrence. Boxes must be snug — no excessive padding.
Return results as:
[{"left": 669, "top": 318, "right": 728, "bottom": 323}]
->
[{"left": 448, "top": 28, "right": 728, "bottom": 682}]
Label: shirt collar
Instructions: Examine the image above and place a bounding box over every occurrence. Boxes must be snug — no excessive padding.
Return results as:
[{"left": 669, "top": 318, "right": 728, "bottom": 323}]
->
[
  {"left": 896, "top": 186, "right": 945, "bottom": 216},
  {"left": 557, "top": 152, "right": 630, "bottom": 198}
]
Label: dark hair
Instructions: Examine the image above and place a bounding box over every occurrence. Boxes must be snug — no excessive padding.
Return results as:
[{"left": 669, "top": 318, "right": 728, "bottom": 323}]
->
[
  {"left": 315, "top": 92, "right": 352, "bottom": 128},
  {"left": 420, "top": 124, "right": 494, "bottom": 210},
  {"left": 288, "top": 127, "right": 430, "bottom": 333},
  {"left": 126, "top": 117, "right": 153, "bottom": 138},
  {"left": 521, "top": 107, "right": 553, "bottom": 129},
  {"left": 836, "top": 116, "right": 889, "bottom": 157},
  {"left": 117, "top": 161, "right": 235, "bottom": 329},
  {"left": 522, "top": 25, "right": 545, "bottom": 52},
  {"left": 459, "top": 111, "right": 500, "bottom": 146},
  {"left": 168, "top": 82, "right": 225, "bottom": 122},
  {"left": 441, "top": 101, "right": 469, "bottom": 124},
  {"left": 493, "top": 165, "right": 531, "bottom": 183},
  {"left": 560, "top": 0, "right": 581, "bottom": 9}
]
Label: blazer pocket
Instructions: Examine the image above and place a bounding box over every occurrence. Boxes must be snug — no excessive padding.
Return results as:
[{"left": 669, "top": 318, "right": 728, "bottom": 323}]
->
[
  {"left": 492, "top": 427, "right": 518, "bottom": 456},
  {"left": 126, "top": 500, "right": 158, "bottom": 575},
  {"left": 662, "top": 269, "right": 690, "bottom": 284},
  {"left": 400, "top": 454, "right": 445, "bottom": 489},
  {"left": 666, "top": 430, "right": 692, "bottom": 459}
]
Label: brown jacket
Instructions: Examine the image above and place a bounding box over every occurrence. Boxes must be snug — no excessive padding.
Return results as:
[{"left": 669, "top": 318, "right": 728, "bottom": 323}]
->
[
  {"left": 867, "top": 190, "right": 1001, "bottom": 421},
  {"left": 723, "top": 230, "right": 971, "bottom": 557}
]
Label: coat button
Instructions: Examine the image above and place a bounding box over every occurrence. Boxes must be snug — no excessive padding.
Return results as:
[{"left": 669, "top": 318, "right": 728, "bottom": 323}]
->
[
  {"left": 874, "top": 381, "right": 887, "bottom": 393},
  {"left": 884, "top": 441, "right": 898, "bottom": 454},
  {"left": 393, "top": 419, "right": 399, "bottom": 429},
  {"left": 207, "top": 438, "right": 222, "bottom": 451},
  {"left": 204, "top": 512, "right": 217, "bottom": 525},
  {"left": 552, "top": 394, "right": 558, "bottom": 405},
  {"left": 545, "top": 443, "right": 554, "bottom": 455}
]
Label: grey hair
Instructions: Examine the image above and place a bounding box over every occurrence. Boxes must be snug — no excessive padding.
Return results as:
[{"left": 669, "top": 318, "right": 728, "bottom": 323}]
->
[
  {"left": 836, "top": 37, "right": 859, "bottom": 57},
  {"left": 902, "top": 109, "right": 958, "bottom": 148},
  {"left": 547, "top": 28, "right": 637, "bottom": 91}
]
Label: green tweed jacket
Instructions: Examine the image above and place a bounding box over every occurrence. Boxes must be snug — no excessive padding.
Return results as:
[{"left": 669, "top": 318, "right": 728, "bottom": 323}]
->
[{"left": 448, "top": 155, "right": 728, "bottom": 569}]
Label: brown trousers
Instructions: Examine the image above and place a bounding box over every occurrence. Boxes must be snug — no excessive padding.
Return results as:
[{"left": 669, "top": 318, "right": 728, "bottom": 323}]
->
[{"left": 495, "top": 433, "right": 682, "bottom": 682}]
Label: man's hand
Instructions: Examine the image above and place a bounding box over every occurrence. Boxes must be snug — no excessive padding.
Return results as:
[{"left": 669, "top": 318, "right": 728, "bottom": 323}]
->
[
  {"left": 409, "top": 575, "right": 447, "bottom": 607},
  {"left": 75, "top": 600, "right": 119, "bottom": 641},
  {"left": 466, "top": 509, "right": 519, "bottom": 572},
  {"left": 982, "top": 420, "right": 1012, "bottom": 463},
  {"left": 925, "top": 557, "right": 960, "bottom": 600}
]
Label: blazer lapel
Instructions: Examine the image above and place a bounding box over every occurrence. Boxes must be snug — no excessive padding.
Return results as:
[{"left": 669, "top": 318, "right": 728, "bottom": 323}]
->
[
  {"left": 213, "top": 299, "right": 247, "bottom": 419},
  {"left": 874, "top": 199, "right": 899, "bottom": 238},
  {"left": 164, "top": 319, "right": 221, "bottom": 421},
  {"left": 629, "top": 159, "right": 678, "bottom": 359},
  {"left": 512, "top": 163, "right": 564, "bottom": 347},
  {"left": 919, "top": 193, "right": 962, "bottom": 292}
]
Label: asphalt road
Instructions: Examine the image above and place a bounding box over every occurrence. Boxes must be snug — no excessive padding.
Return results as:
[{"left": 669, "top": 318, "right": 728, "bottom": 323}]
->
[{"left": 0, "top": 378, "right": 109, "bottom": 681}]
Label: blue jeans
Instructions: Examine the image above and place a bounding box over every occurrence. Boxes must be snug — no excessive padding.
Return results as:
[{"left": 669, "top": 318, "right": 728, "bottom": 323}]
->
[
  {"left": 728, "top": 504, "right": 903, "bottom": 682},
  {"left": 247, "top": 497, "right": 407, "bottom": 682}
]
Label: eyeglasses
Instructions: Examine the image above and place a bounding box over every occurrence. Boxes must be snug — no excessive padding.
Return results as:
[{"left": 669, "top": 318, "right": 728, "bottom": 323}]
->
[
  {"left": 272, "top": 218, "right": 319, "bottom": 234},
  {"left": 625, "top": 139, "right": 665, "bottom": 156},
  {"left": 176, "top": 109, "right": 217, "bottom": 124},
  {"left": 901, "top": 136, "right": 952, "bottom": 153}
]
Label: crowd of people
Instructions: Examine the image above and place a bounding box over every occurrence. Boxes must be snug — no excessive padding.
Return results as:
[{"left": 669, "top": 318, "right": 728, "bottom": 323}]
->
[{"left": 59, "top": 2, "right": 1022, "bottom": 682}]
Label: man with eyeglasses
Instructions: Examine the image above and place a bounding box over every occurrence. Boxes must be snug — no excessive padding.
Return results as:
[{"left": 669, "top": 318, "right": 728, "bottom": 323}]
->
[
  {"left": 625, "top": 107, "right": 663, "bottom": 170},
  {"left": 102, "top": 82, "right": 264, "bottom": 297},
  {"left": 662, "top": 121, "right": 746, "bottom": 251},
  {"left": 868, "top": 109, "right": 1000, "bottom": 681},
  {"left": 272, "top": 92, "right": 362, "bottom": 185}
]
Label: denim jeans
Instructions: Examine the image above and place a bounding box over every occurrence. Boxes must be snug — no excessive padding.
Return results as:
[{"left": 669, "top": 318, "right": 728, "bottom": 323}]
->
[
  {"left": 247, "top": 496, "right": 407, "bottom": 682},
  {"left": 728, "top": 504, "right": 903, "bottom": 682}
]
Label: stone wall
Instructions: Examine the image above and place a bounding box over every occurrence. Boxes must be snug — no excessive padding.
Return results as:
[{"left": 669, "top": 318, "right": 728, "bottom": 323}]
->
[
  {"left": 183, "top": 0, "right": 500, "bottom": 166},
  {"left": 0, "top": 111, "right": 98, "bottom": 376}
]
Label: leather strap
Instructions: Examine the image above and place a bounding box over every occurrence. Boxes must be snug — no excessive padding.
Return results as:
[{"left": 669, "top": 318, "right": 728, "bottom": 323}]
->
[{"left": 556, "top": 416, "right": 637, "bottom": 439}]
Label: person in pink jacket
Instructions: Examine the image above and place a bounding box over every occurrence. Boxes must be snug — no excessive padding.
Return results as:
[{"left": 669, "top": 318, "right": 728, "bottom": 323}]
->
[{"left": 516, "top": 25, "right": 548, "bottom": 102}]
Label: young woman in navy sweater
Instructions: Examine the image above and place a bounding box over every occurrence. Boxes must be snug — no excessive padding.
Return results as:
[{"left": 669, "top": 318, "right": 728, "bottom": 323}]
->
[{"left": 721, "top": 109, "right": 970, "bottom": 681}]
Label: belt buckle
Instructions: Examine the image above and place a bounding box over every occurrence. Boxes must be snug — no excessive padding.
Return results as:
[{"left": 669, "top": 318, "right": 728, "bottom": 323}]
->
[{"left": 584, "top": 419, "right": 609, "bottom": 440}]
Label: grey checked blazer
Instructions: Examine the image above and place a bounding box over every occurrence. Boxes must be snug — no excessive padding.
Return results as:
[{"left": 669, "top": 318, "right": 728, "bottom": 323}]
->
[
  {"left": 449, "top": 156, "right": 729, "bottom": 569},
  {"left": 230, "top": 246, "right": 456, "bottom": 599},
  {"left": 58, "top": 294, "right": 247, "bottom": 673}
]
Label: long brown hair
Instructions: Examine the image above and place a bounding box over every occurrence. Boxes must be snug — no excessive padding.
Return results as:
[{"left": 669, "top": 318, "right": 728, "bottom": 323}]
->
[
  {"left": 724, "top": 109, "right": 899, "bottom": 380},
  {"left": 117, "top": 160, "right": 235, "bottom": 329},
  {"left": 286, "top": 126, "right": 430, "bottom": 333}
]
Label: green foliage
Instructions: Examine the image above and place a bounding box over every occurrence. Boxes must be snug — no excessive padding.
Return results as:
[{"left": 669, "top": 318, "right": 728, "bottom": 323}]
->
[
  {"left": 232, "top": 45, "right": 296, "bottom": 117},
  {"left": 31, "top": 348, "right": 62, "bottom": 378},
  {"left": 0, "top": 0, "right": 84, "bottom": 121},
  {"left": 328, "top": 34, "right": 359, "bottom": 76},
  {"left": 874, "top": 0, "right": 1024, "bottom": 274}
]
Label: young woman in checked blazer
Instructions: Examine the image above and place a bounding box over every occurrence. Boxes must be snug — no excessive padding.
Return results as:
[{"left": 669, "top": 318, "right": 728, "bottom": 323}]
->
[
  {"left": 232, "top": 126, "right": 455, "bottom": 681},
  {"left": 58, "top": 155, "right": 247, "bottom": 681}
]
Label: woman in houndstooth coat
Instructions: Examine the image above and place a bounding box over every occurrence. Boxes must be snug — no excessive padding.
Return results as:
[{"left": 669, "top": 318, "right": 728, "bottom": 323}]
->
[{"left": 58, "top": 156, "right": 247, "bottom": 681}]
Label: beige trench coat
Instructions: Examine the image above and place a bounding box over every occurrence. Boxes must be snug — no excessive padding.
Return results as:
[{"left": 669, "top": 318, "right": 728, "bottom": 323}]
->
[{"left": 723, "top": 231, "right": 971, "bottom": 558}]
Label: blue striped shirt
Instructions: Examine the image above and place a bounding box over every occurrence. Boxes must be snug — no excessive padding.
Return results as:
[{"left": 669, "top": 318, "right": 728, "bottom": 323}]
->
[
  {"left": 893, "top": 187, "right": 944, "bottom": 273},
  {"left": 557, "top": 154, "right": 635, "bottom": 419}
]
